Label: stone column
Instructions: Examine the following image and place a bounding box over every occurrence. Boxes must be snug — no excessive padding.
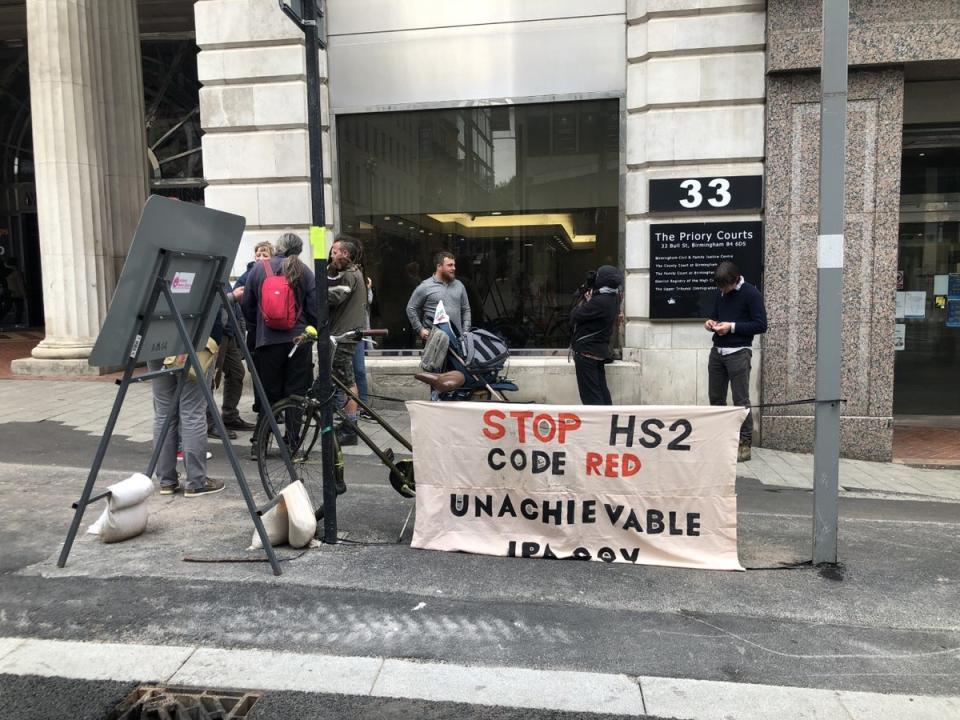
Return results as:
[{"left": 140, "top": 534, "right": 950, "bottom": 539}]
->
[
  {"left": 195, "top": 0, "right": 332, "bottom": 276},
  {"left": 624, "top": 0, "right": 766, "bottom": 405},
  {"left": 93, "top": 0, "right": 149, "bottom": 280},
  {"left": 14, "top": 0, "right": 147, "bottom": 375},
  {"left": 761, "top": 70, "right": 904, "bottom": 461}
]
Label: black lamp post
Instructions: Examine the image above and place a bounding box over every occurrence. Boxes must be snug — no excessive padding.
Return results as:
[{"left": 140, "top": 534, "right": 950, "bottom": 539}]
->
[{"left": 278, "top": 0, "right": 338, "bottom": 544}]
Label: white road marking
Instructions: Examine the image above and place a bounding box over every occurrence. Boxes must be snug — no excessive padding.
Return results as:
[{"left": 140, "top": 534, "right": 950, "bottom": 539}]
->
[{"left": 0, "top": 636, "right": 958, "bottom": 718}]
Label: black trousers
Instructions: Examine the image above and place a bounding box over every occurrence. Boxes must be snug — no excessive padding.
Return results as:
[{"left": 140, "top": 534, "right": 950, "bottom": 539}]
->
[
  {"left": 220, "top": 335, "right": 246, "bottom": 422},
  {"left": 574, "top": 354, "right": 612, "bottom": 405},
  {"left": 708, "top": 347, "right": 753, "bottom": 440},
  {"left": 253, "top": 342, "right": 314, "bottom": 414}
]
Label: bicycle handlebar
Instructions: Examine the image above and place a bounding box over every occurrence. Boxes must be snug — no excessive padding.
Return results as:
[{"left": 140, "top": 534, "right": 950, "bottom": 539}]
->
[{"left": 299, "top": 326, "right": 389, "bottom": 342}]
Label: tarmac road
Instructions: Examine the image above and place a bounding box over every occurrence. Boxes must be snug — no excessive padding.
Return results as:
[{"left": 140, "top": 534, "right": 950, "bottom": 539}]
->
[{"left": 0, "top": 419, "right": 958, "bottom": 717}]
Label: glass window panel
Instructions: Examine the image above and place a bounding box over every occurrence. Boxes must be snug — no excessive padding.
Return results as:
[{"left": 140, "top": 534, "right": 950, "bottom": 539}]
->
[
  {"left": 337, "top": 100, "right": 620, "bottom": 351},
  {"left": 895, "top": 138, "right": 960, "bottom": 415}
]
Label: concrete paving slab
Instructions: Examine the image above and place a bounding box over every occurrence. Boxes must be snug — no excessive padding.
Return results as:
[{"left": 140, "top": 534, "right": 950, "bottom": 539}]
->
[
  {"left": 839, "top": 688, "right": 960, "bottom": 719},
  {"left": 0, "top": 637, "right": 193, "bottom": 682},
  {"left": 372, "top": 658, "right": 644, "bottom": 715},
  {"left": 171, "top": 646, "right": 383, "bottom": 696},
  {"left": 639, "top": 676, "right": 960, "bottom": 720}
]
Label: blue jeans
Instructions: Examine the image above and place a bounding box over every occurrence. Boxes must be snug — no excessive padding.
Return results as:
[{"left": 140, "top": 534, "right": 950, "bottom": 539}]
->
[{"left": 352, "top": 339, "right": 368, "bottom": 403}]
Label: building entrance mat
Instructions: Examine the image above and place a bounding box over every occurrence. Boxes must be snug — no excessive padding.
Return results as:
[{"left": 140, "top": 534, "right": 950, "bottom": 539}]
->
[{"left": 108, "top": 684, "right": 262, "bottom": 719}]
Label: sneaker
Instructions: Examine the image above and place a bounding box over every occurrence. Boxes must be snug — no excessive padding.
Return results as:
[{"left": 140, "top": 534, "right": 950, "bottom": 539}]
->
[
  {"left": 357, "top": 409, "right": 375, "bottom": 422},
  {"left": 159, "top": 481, "right": 181, "bottom": 495},
  {"left": 336, "top": 426, "right": 358, "bottom": 446},
  {"left": 223, "top": 417, "right": 256, "bottom": 431},
  {"left": 738, "top": 439, "right": 752, "bottom": 463},
  {"left": 208, "top": 425, "right": 238, "bottom": 440},
  {"left": 184, "top": 478, "right": 226, "bottom": 497}
]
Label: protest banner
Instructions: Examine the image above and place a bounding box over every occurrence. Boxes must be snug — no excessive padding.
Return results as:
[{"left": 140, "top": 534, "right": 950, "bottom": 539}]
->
[{"left": 409, "top": 402, "right": 748, "bottom": 571}]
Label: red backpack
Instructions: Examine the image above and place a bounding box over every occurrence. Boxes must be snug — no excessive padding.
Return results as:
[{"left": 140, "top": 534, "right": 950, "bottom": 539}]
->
[{"left": 258, "top": 260, "right": 300, "bottom": 330}]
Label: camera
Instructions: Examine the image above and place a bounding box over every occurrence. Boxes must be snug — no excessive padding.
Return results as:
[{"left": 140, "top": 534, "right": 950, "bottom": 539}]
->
[{"left": 574, "top": 270, "right": 597, "bottom": 299}]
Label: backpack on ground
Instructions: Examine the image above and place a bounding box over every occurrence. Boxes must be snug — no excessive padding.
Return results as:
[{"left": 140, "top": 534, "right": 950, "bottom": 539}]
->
[
  {"left": 460, "top": 328, "right": 509, "bottom": 373},
  {"left": 259, "top": 260, "right": 300, "bottom": 330}
]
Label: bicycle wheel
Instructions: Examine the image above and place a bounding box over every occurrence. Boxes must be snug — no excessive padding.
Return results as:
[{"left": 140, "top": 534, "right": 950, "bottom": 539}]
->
[{"left": 256, "top": 396, "right": 337, "bottom": 514}]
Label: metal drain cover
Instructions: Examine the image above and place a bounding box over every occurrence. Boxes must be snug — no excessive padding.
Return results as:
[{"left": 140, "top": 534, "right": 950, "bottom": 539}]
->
[{"left": 108, "top": 685, "right": 261, "bottom": 720}]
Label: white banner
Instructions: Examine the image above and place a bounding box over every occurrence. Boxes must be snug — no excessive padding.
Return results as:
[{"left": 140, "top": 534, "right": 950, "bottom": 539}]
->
[{"left": 409, "top": 402, "right": 748, "bottom": 571}]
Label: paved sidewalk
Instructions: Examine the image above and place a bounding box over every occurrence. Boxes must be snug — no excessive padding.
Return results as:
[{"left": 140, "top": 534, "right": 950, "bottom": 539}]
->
[{"left": 2, "top": 378, "right": 958, "bottom": 501}]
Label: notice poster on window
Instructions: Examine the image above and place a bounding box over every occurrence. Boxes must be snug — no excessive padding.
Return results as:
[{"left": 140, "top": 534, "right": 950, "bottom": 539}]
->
[
  {"left": 894, "top": 324, "right": 906, "bottom": 350},
  {"left": 648, "top": 222, "right": 764, "bottom": 319},
  {"left": 904, "top": 291, "right": 926, "bottom": 319},
  {"left": 949, "top": 274, "right": 960, "bottom": 298},
  {"left": 934, "top": 275, "right": 950, "bottom": 296},
  {"left": 895, "top": 292, "right": 906, "bottom": 319},
  {"left": 947, "top": 299, "right": 960, "bottom": 329}
]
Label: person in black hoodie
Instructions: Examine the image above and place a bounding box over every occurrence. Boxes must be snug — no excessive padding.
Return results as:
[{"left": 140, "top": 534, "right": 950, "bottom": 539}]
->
[
  {"left": 570, "top": 265, "right": 623, "bottom": 405},
  {"left": 704, "top": 260, "right": 767, "bottom": 462}
]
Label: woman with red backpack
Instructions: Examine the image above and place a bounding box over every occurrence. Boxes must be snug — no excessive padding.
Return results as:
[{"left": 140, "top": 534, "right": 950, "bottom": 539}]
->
[{"left": 240, "top": 232, "right": 317, "bottom": 447}]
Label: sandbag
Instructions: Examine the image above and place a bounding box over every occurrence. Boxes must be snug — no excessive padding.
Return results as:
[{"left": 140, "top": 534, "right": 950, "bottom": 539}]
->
[
  {"left": 87, "top": 508, "right": 108, "bottom": 535},
  {"left": 248, "top": 499, "right": 290, "bottom": 549},
  {"left": 107, "top": 473, "right": 154, "bottom": 510},
  {"left": 100, "top": 502, "right": 149, "bottom": 543},
  {"left": 282, "top": 482, "right": 317, "bottom": 548}
]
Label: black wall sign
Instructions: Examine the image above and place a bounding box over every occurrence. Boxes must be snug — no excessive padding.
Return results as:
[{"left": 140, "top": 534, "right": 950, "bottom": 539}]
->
[
  {"left": 649, "top": 175, "right": 762, "bottom": 213},
  {"left": 649, "top": 221, "right": 764, "bottom": 320}
]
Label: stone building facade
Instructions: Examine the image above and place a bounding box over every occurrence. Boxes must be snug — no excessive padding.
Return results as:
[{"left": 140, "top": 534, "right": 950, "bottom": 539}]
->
[{"left": 4, "top": 0, "right": 960, "bottom": 460}]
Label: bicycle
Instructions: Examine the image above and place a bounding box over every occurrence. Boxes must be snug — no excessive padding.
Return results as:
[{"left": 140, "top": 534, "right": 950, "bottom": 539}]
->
[{"left": 254, "top": 327, "right": 415, "bottom": 518}]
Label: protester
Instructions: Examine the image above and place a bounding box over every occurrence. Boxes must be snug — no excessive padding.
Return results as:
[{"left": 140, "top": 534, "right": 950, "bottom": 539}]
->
[
  {"left": 240, "top": 232, "right": 317, "bottom": 457},
  {"left": 406, "top": 251, "right": 472, "bottom": 341},
  {"left": 569, "top": 265, "right": 623, "bottom": 405},
  {"left": 353, "top": 275, "right": 373, "bottom": 413},
  {"left": 327, "top": 235, "right": 367, "bottom": 446},
  {"left": 234, "top": 241, "right": 275, "bottom": 361},
  {"left": 704, "top": 260, "right": 768, "bottom": 462},
  {"left": 0, "top": 258, "right": 26, "bottom": 326},
  {"left": 150, "top": 319, "right": 224, "bottom": 497}
]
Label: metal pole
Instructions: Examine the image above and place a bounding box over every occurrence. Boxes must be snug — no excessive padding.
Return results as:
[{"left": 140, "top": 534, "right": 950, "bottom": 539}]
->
[
  {"left": 812, "top": 0, "right": 849, "bottom": 565},
  {"left": 300, "top": 0, "right": 338, "bottom": 544}
]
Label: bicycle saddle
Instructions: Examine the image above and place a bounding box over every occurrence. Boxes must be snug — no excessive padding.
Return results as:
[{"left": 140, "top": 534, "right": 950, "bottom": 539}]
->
[{"left": 414, "top": 370, "right": 466, "bottom": 394}]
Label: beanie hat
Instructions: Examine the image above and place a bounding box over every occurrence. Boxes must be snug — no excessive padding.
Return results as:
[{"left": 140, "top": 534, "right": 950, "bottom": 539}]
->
[{"left": 596, "top": 265, "right": 623, "bottom": 289}]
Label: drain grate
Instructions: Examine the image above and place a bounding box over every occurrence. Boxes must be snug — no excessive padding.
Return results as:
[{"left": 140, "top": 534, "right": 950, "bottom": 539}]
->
[{"left": 107, "top": 685, "right": 262, "bottom": 720}]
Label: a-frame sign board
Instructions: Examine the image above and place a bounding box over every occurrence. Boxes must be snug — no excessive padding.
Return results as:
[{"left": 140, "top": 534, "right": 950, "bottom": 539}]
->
[{"left": 58, "top": 196, "right": 298, "bottom": 575}]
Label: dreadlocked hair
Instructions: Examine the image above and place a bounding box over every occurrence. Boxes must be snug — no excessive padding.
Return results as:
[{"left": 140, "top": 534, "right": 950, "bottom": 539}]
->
[{"left": 275, "top": 232, "right": 305, "bottom": 289}]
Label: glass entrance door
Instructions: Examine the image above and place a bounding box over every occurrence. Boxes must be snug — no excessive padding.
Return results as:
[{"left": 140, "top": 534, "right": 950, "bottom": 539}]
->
[{"left": 895, "top": 134, "right": 960, "bottom": 416}]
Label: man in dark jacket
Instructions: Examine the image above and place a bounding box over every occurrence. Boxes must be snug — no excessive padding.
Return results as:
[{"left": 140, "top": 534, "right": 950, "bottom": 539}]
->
[
  {"left": 705, "top": 260, "right": 767, "bottom": 461},
  {"left": 570, "top": 265, "right": 623, "bottom": 405}
]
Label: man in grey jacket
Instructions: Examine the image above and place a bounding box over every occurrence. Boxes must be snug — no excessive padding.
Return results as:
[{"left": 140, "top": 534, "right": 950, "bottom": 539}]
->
[{"left": 406, "top": 251, "right": 472, "bottom": 340}]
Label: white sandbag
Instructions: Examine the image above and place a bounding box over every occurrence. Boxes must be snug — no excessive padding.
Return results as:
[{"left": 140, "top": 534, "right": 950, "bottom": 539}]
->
[
  {"left": 248, "top": 499, "right": 290, "bottom": 550},
  {"left": 87, "top": 508, "right": 108, "bottom": 535},
  {"left": 107, "top": 473, "right": 155, "bottom": 510},
  {"left": 282, "top": 482, "right": 317, "bottom": 548},
  {"left": 100, "top": 502, "right": 149, "bottom": 543}
]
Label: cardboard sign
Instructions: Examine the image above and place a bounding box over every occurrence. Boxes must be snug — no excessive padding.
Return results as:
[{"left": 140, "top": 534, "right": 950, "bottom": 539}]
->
[{"left": 409, "top": 402, "right": 748, "bottom": 571}]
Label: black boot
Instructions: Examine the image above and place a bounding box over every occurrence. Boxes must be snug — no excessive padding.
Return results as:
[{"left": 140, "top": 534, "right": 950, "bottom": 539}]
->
[{"left": 336, "top": 425, "right": 358, "bottom": 446}]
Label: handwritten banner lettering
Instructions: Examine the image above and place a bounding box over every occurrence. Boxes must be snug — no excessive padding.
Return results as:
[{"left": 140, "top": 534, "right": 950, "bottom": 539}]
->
[{"left": 409, "top": 402, "right": 748, "bottom": 571}]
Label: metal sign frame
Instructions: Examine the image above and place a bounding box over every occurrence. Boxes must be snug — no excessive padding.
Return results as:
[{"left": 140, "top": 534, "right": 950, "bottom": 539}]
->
[{"left": 59, "top": 201, "right": 299, "bottom": 576}]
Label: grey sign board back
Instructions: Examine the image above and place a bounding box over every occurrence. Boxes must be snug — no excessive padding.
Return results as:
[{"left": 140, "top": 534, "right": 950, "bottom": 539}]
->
[{"left": 89, "top": 196, "right": 245, "bottom": 367}]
